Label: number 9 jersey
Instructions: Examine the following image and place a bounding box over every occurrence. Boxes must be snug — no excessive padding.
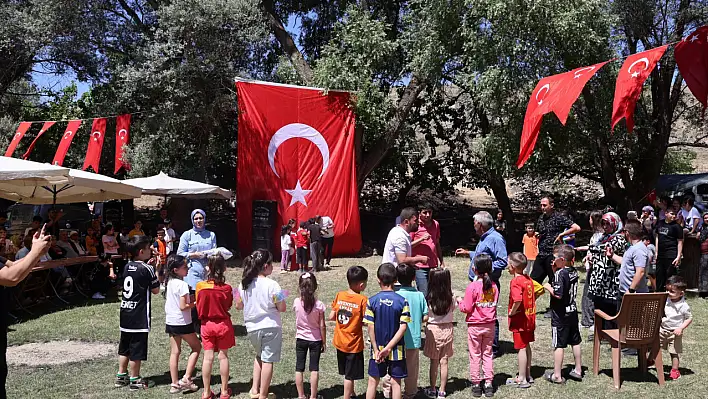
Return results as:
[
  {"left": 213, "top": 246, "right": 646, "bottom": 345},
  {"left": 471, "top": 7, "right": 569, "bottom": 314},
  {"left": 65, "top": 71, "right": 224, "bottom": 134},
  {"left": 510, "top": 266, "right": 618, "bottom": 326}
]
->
[{"left": 120, "top": 261, "right": 160, "bottom": 332}]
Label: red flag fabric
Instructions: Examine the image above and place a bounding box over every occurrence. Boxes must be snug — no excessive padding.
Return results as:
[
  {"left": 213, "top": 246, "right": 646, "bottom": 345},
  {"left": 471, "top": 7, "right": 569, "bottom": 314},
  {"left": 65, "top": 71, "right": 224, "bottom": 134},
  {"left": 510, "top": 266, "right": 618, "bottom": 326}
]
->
[
  {"left": 675, "top": 26, "right": 708, "bottom": 109},
  {"left": 236, "top": 81, "right": 361, "bottom": 256},
  {"left": 611, "top": 45, "right": 668, "bottom": 132},
  {"left": 4, "top": 122, "right": 32, "bottom": 157},
  {"left": 53, "top": 120, "right": 82, "bottom": 166},
  {"left": 517, "top": 62, "right": 607, "bottom": 168},
  {"left": 23, "top": 121, "right": 55, "bottom": 159},
  {"left": 114, "top": 114, "right": 131, "bottom": 174},
  {"left": 82, "top": 118, "right": 107, "bottom": 172}
]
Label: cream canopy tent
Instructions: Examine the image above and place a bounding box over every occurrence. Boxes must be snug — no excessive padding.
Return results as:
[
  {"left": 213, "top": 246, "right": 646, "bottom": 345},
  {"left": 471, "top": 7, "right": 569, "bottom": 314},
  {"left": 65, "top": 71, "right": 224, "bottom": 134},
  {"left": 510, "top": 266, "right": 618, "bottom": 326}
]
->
[
  {"left": 124, "top": 172, "right": 232, "bottom": 200},
  {"left": 0, "top": 156, "right": 142, "bottom": 205}
]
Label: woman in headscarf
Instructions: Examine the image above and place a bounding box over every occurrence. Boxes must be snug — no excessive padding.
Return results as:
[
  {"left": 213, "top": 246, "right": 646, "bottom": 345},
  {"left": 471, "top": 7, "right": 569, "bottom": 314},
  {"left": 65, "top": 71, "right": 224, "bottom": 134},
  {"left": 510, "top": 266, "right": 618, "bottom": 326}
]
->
[
  {"left": 574, "top": 211, "right": 604, "bottom": 336},
  {"left": 177, "top": 209, "right": 217, "bottom": 333},
  {"left": 586, "top": 212, "right": 628, "bottom": 330},
  {"left": 640, "top": 205, "right": 656, "bottom": 232}
]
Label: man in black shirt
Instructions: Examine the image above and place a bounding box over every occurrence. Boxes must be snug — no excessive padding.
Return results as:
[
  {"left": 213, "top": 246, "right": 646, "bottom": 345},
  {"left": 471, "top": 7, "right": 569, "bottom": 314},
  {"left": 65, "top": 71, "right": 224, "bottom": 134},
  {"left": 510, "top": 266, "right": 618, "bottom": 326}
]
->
[
  {"left": 0, "top": 226, "right": 51, "bottom": 398},
  {"left": 532, "top": 197, "right": 581, "bottom": 285},
  {"left": 307, "top": 216, "right": 324, "bottom": 271},
  {"left": 655, "top": 208, "right": 684, "bottom": 292}
]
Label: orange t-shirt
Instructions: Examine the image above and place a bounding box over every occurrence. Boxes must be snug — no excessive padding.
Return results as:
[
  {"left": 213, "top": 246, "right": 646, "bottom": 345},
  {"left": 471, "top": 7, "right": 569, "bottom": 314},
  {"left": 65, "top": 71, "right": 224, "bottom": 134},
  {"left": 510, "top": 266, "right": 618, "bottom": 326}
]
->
[
  {"left": 522, "top": 234, "right": 539, "bottom": 261},
  {"left": 331, "top": 290, "right": 368, "bottom": 353}
]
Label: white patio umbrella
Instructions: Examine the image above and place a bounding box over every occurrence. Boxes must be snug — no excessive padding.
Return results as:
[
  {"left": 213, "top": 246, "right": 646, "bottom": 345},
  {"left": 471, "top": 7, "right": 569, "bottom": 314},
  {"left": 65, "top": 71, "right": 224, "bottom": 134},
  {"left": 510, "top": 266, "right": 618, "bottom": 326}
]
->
[
  {"left": 0, "top": 156, "right": 142, "bottom": 205},
  {"left": 124, "top": 172, "right": 232, "bottom": 200}
]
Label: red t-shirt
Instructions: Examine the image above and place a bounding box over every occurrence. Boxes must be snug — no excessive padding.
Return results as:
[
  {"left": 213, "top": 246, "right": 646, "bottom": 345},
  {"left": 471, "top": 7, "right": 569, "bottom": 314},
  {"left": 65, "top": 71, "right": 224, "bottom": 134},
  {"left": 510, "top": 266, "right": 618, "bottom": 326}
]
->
[
  {"left": 196, "top": 281, "right": 233, "bottom": 322},
  {"left": 295, "top": 228, "right": 309, "bottom": 248},
  {"left": 508, "top": 274, "right": 536, "bottom": 332},
  {"left": 410, "top": 220, "right": 440, "bottom": 268}
]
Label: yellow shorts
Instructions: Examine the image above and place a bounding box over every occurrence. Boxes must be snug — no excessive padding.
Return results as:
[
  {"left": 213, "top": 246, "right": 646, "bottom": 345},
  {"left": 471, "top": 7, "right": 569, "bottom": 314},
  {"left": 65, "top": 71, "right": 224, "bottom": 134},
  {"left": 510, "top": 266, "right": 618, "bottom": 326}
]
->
[{"left": 660, "top": 327, "right": 683, "bottom": 355}]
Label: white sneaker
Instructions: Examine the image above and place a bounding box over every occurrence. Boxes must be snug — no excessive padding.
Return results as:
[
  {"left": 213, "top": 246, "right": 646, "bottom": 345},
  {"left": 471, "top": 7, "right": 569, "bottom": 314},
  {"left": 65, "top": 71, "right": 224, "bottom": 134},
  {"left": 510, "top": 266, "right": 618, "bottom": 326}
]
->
[{"left": 92, "top": 292, "right": 106, "bottom": 299}]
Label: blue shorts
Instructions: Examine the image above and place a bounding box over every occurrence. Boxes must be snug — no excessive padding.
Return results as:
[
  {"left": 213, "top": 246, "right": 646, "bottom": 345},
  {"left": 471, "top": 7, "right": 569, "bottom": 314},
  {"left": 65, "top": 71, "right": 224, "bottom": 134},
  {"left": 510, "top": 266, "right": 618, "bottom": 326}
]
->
[{"left": 368, "top": 358, "right": 407, "bottom": 379}]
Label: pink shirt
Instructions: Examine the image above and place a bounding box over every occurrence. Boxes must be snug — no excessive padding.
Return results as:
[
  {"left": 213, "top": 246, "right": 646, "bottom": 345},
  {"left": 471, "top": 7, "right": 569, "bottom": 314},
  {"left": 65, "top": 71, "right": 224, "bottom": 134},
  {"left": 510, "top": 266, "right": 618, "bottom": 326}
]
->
[
  {"left": 293, "top": 298, "right": 325, "bottom": 341},
  {"left": 458, "top": 280, "right": 498, "bottom": 325},
  {"left": 410, "top": 220, "right": 440, "bottom": 268}
]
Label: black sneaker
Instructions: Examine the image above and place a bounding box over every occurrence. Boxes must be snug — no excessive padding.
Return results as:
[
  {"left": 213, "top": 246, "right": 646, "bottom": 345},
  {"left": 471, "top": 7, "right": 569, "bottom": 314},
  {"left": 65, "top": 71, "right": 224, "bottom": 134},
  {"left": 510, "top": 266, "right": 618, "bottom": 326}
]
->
[
  {"left": 114, "top": 373, "right": 129, "bottom": 388},
  {"left": 483, "top": 381, "right": 494, "bottom": 397},
  {"left": 129, "top": 377, "right": 148, "bottom": 390},
  {"left": 471, "top": 383, "right": 483, "bottom": 397}
]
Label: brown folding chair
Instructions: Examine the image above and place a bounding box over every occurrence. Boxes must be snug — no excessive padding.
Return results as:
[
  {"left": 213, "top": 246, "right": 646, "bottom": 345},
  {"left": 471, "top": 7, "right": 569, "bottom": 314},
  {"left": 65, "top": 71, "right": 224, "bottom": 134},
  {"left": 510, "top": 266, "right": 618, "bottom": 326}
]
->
[{"left": 592, "top": 292, "right": 668, "bottom": 389}]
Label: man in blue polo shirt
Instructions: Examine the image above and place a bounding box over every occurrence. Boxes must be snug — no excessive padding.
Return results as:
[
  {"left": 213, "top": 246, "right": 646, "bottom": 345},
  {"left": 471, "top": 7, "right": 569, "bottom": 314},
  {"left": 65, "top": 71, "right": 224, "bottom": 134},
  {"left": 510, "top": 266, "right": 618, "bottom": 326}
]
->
[{"left": 456, "top": 211, "right": 508, "bottom": 357}]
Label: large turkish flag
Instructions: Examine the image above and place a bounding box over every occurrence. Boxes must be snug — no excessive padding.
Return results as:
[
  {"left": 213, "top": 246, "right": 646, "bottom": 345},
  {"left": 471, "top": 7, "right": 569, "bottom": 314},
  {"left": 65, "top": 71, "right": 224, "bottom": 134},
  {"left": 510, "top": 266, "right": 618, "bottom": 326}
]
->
[
  {"left": 236, "top": 81, "right": 362, "bottom": 256},
  {"left": 675, "top": 26, "right": 708, "bottom": 109}
]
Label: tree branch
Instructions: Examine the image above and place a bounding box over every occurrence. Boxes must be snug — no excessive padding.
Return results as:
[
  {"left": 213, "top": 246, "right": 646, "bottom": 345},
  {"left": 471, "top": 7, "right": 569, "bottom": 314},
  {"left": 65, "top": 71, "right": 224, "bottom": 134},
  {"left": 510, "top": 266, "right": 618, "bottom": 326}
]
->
[
  {"left": 116, "top": 0, "right": 145, "bottom": 28},
  {"left": 667, "top": 141, "right": 708, "bottom": 149},
  {"left": 262, "top": 0, "right": 313, "bottom": 84},
  {"left": 357, "top": 75, "right": 427, "bottom": 189}
]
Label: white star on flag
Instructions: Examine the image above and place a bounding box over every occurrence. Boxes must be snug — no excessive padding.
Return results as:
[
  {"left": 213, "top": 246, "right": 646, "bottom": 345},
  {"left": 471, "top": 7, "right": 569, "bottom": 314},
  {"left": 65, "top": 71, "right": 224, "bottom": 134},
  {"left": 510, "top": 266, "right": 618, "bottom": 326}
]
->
[
  {"left": 690, "top": 34, "right": 699, "bottom": 42},
  {"left": 631, "top": 71, "right": 640, "bottom": 78},
  {"left": 285, "top": 180, "right": 312, "bottom": 207}
]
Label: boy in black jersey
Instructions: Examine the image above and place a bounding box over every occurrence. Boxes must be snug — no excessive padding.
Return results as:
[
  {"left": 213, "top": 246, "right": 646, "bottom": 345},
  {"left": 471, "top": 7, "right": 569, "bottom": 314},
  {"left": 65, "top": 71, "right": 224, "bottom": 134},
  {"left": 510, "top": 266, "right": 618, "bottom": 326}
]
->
[
  {"left": 543, "top": 245, "right": 583, "bottom": 384},
  {"left": 115, "top": 235, "right": 160, "bottom": 390}
]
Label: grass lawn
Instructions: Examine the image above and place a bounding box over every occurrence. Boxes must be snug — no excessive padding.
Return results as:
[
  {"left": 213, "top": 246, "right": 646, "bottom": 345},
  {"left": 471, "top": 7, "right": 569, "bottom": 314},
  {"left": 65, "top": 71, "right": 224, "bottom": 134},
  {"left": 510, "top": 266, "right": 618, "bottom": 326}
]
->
[{"left": 7, "top": 256, "right": 706, "bottom": 398}]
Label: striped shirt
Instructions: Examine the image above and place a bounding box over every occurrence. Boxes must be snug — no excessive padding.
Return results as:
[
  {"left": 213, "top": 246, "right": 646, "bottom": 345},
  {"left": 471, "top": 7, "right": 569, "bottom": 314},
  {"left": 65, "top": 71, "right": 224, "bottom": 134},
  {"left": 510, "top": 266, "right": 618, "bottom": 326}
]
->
[{"left": 363, "top": 291, "right": 411, "bottom": 361}]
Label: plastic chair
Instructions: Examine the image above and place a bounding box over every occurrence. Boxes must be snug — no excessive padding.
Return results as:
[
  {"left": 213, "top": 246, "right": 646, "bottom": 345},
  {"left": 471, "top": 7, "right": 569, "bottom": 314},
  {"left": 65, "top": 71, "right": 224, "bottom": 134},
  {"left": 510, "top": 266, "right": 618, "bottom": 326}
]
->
[{"left": 592, "top": 292, "right": 668, "bottom": 389}]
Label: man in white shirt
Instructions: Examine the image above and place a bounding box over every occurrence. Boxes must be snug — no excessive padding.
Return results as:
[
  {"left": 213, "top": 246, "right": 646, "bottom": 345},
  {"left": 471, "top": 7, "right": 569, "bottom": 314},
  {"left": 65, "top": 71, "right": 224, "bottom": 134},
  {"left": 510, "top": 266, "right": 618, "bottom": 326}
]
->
[
  {"left": 681, "top": 197, "right": 702, "bottom": 235},
  {"left": 382, "top": 207, "right": 428, "bottom": 267},
  {"left": 163, "top": 219, "right": 177, "bottom": 254},
  {"left": 320, "top": 215, "right": 335, "bottom": 267}
]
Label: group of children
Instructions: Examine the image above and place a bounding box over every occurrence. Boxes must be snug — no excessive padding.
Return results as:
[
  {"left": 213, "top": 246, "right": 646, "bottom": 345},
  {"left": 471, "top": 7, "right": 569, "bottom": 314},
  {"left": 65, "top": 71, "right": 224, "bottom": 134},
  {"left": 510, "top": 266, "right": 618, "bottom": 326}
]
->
[{"left": 112, "top": 233, "right": 693, "bottom": 399}]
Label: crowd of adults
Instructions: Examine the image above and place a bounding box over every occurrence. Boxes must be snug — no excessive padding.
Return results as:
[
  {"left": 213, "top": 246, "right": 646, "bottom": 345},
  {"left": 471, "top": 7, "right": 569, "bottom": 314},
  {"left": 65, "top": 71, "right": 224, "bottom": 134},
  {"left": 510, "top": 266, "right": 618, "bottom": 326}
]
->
[{"left": 381, "top": 194, "right": 706, "bottom": 358}]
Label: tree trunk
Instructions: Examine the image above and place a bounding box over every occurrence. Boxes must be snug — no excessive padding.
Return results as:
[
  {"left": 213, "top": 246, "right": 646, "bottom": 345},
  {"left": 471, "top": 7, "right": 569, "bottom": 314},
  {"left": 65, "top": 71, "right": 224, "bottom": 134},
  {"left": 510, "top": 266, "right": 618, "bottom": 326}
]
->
[
  {"left": 487, "top": 171, "right": 521, "bottom": 252},
  {"left": 262, "top": 0, "right": 314, "bottom": 84}
]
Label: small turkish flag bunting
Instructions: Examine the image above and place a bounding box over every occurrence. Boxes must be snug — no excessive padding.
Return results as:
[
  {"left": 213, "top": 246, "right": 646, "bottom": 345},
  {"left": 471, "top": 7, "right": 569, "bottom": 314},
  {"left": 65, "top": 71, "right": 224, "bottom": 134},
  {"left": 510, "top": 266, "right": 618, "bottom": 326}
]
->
[
  {"left": 611, "top": 45, "right": 668, "bottom": 132},
  {"left": 52, "top": 120, "right": 82, "bottom": 166},
  {"left": 675, "top": 25, "right": 708, "bottom": 109},
  {"left": 23, "top": 121, "right": 55, "bottom": 160},
  {"left": 4, "top": 122, "right": 32, "bottom": 157},
  {"left": 82, "top": 118, "right": 107, "bottom": 173},
  {"left": 114, "top": 114, "right": 131, "bottom": 174}
]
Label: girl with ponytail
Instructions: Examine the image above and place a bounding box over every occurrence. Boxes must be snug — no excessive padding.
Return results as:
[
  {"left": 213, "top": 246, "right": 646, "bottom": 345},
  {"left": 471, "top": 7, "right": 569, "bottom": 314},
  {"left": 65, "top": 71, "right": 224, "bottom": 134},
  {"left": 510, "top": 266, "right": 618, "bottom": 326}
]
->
[
  {"left": 458, "top": 254, "right": 499, "bottom": 395},
  {"left": 236, "top": 249, "right": 286, "bottom": 399},
  {"left": 293, "top": 273, "right": 326, "bottom": 399}
]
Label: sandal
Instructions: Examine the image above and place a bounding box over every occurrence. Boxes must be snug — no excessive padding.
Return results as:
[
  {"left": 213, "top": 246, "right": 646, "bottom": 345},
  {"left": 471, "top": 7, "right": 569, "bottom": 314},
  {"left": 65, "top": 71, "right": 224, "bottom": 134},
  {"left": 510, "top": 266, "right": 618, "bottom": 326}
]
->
[
  {"left": 169, "top": 383, "right": 182, "bottom": 394},
  {"left": 180, "top": 377, "right": 198, "bottom": 392},
  {"left": 202, "top": 391, "right": 216, "bottom": 399},
  {"left": 219, "top": 388, "right": 233, "bottom": 398},
  {"left": 504, "top": 377, "right": 530, "bottom": 388},
  {"left": 543, "top": 370, "right": 566, "bottom": 384}
]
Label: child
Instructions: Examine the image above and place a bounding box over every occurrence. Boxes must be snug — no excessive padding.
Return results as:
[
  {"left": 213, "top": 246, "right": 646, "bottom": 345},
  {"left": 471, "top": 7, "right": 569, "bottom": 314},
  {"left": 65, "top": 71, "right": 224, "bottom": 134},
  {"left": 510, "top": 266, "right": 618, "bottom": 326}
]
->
[
  {"left": 329, "top": 266, "right": 369, "bottom": 399},
  {"left": 296, "top": 222, "right": 310, "bottom": 272},
  {"left": 280, "top": 225, "right": 292, "bottom": 274},
  {"left": 90, "top": 253, "right": 117, "bottom": 299},
  {"left": 423, "top": 269, "right": 455, "bottom": 399},
  {"left": 643, "top": 234, "right": 657, "bottom": 292},
  {"left": 153, "top": 229, "right": 168, "bottom": 284},
  {"left": 543, "top": 245, "right": 582, "bottom": 383},
  {"left": 659, "top": 275, "right": 693, "bottom": 380},
  {"left": 364, "top": 263, "right": 410, "bottom": 399},
  {"left": 392, "top": 264, "right": 428, "bottom": 399},
  {"left": 114, "top": 235, "right": 160, "bottom": 390},
  {"left": 294, "top": 273, "right": 327, "bottom": 399},
  {"left": 237, "top": 249, "right": 286, "bottom": 399},
  {"left": 505, "top": 252, "right": 535, "bottom": 389},
  {"left": 197, "top": 254, "right": 235, "bottom": 399},
  {"left": 85, "top": 226, "right": 99, "bottom": 255},
  {"left": 164, "top": 254, "right": 201, "bottom": 394},
  {"left": 522, "top": 224, "right": 538, "bottom": 275},
  {"left": 459, "top": 254, "right": 499, "bottom": 397}
]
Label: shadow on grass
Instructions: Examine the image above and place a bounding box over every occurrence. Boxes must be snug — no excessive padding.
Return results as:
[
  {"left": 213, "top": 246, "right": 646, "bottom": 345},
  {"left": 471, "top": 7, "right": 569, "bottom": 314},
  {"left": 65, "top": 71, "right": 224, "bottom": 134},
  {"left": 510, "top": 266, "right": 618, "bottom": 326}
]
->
[
  {"left": 597, "top": 363, "right": 694, "bottom": 384},
  {"left": 9, "top": 290, "right": 121, "bottom": 325}
]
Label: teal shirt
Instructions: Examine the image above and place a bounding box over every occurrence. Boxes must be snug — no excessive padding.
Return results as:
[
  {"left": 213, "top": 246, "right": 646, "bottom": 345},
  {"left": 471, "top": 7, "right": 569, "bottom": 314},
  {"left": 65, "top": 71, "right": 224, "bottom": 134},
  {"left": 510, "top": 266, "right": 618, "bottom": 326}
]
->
[{"left": 396, "top": 286, "right": 428, "bottom": 349}]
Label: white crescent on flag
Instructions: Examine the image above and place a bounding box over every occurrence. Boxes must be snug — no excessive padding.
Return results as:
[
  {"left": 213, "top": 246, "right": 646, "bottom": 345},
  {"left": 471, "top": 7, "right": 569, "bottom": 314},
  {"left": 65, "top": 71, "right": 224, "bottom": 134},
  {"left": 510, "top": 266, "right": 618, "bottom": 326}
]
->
[
  {"left": 267, "top": 123, "right": 330, "bottom": 179},
  {"left": 535, "top": 84, "right": 550, "bottom": 105},
  {"left": 63, "top": 131, "right": 73, "bottom": 140},
  {"left": 118, "top": 129, "right": 128, "bottom": 141},
  {"left": 92, "top": 131, "right": 102, "bottom": 141},
  {"left": 628, "top": 57, "right": 650, "bottom": 78},
  {"left": 573, "top": 66, "right": 596, "bottom": 79}
]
